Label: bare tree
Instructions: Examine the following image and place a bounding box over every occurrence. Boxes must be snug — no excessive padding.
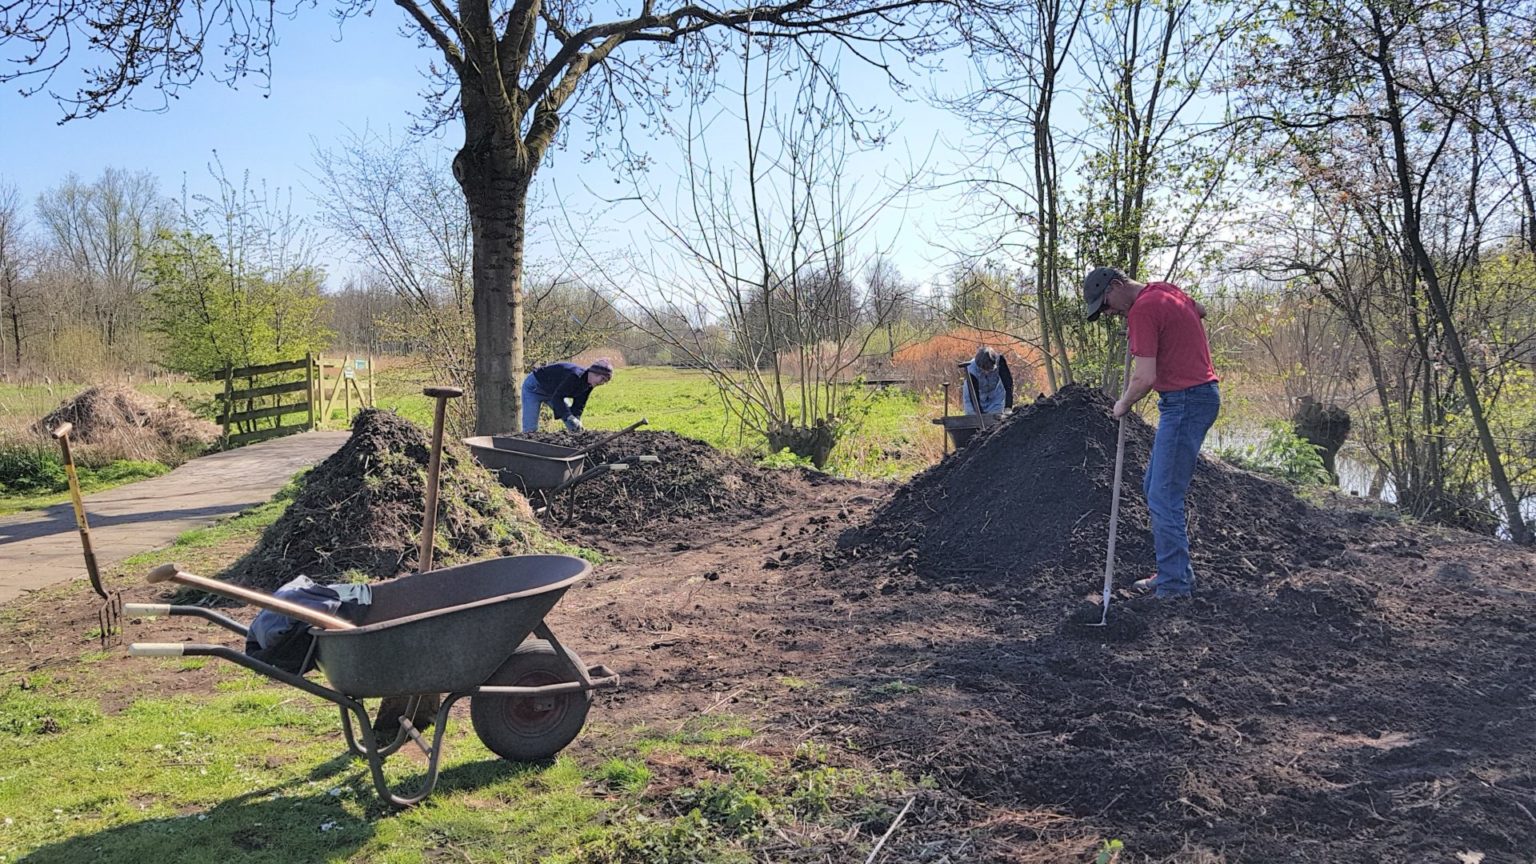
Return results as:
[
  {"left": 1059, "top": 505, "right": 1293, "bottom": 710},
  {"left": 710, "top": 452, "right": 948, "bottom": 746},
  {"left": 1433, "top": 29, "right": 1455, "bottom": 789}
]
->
[
  {"left": 0, "top": 181, "right": 39, "bottom": 370},
  {"left": 864, "top": 255, "right": 918, "bottom": 360},
  {"left": 314, "top": 131, "right": 476, "bottom": 402},
  {"left": 944, "top": 0, "right": 1086, "bottom": 388},
  {"left": 314, "top": 130, "right": 627, "bottom": 416},
  {"left": 2, "top": 0, "right": 957, "bottom": 433},
  {"left": 1233, "top": 0, "right": 1536, "bottom": 541},
  {"left": 33, "top": 168, "right": 168, "bottom": 352},
  {"left": 600, "top": 40, "right": 908, "bottom": 466}
]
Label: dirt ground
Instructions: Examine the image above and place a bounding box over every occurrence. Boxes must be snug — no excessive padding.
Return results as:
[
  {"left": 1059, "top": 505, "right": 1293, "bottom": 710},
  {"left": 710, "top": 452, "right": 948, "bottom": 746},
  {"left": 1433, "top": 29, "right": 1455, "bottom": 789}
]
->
[{"left": 5, "top": 406, "right": 1535, "bottom": 862}]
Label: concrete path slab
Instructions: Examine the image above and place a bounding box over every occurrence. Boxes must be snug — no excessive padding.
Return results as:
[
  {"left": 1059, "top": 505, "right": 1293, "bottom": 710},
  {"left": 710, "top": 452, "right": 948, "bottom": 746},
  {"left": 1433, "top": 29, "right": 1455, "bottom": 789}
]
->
[{"left": 0, "top": 430, "right": 349, "bottom": 605}]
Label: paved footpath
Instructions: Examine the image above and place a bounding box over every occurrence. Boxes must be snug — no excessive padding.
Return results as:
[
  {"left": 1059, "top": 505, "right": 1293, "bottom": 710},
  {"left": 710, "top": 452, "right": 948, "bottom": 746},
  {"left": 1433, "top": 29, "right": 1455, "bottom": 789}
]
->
[{"left": 0, "top": 430, "right": 349, "bottom": 605}]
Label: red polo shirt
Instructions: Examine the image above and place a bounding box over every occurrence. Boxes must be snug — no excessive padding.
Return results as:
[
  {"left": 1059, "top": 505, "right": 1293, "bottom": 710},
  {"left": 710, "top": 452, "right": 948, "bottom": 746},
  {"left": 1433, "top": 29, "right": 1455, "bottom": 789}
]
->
[{"left": 1127, "top": 282, "right": 1218, "bottom": 393}]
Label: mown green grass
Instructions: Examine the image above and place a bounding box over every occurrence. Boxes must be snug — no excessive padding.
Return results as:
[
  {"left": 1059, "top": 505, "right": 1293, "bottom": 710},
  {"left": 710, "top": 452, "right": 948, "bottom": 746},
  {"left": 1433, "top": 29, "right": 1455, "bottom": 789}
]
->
[
  {"left": 374, "top": 366, "right": 938, "bottom": 480},
  {"left": 0, "top": 672, "right": 917, "bottom": 864},
  {"left": 0, "top": 365, "right": 941, "bottom": 504},
  {"left": 0, "top": 458, "right": 171, "bottom": 516}
]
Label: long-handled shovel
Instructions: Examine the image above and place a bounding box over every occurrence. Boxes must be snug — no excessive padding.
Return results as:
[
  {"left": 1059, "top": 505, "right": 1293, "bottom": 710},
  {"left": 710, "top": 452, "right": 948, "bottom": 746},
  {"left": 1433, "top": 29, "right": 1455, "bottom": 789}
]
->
[
  {"left": 144, "top": 563, "right": 355, "bottom": 630},
  {"left": 1092, "top": 336, "right": 1135, "bottom": 627},
  {"left": 417, "top": 386, "right": 462, "bottom": 573},
  {"left": 382, "top": 386, "right": 461, "bottom": 738},
  {"left": 941, "top": 381, "right": 951, "bottom": 455},
  {"left": 49, "top": 421, "right": 121, "bottom": 647}
]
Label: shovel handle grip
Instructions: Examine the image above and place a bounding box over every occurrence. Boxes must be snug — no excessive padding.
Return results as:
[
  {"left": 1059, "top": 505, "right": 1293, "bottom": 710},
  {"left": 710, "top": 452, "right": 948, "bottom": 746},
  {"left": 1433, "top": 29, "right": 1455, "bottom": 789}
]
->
[
  {"left": 50, "top": 421, "right": 74, "bottom": 440},
  {"left": 423, "top": 386, "right": 463, "bottom": 399},
  {"left": 146, "top": 563, "right": 356, "bottom": 631}
]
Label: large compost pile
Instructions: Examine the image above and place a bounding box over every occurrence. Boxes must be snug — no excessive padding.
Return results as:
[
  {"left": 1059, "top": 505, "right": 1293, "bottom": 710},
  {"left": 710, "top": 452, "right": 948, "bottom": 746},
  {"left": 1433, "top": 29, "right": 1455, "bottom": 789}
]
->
[
  {"left": 519, "top": 430, "right": 798, "bottom": 535},
  {"left": 844, "top": 383, "right": 1337, "bottom": 591},
  {"left": 819, "top": 382, "right": 1536, "bottom": 861},
  {"left": 39, "top": 386, "right": 219, "bottom": 459},
  {"left": 227, "top": 409, "right": 544, "bottom": 590}
]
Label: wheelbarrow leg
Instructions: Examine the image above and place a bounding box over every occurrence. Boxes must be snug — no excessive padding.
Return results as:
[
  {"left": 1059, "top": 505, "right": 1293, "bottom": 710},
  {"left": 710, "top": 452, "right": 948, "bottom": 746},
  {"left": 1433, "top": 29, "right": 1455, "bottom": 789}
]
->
[
  {"left": 339, "top": 695, "right": 427, "bottom": 759},
  {"left": 345, "top": 693, "right": 467, "bottom": 808}
]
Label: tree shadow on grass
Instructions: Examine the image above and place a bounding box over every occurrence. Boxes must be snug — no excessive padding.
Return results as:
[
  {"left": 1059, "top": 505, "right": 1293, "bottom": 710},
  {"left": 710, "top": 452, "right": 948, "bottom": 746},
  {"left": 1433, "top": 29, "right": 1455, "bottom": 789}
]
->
[{"left": 19, "top": 757, "right": 530, "bottom": 864}]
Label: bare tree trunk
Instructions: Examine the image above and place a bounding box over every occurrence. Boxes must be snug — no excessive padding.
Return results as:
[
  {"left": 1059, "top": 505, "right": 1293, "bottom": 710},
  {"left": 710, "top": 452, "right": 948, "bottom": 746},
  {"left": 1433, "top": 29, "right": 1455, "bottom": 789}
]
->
[
  {"left": 5, "top": 303, "right": 16, "bottom": 368},
  {"left": 1373, "top": 11, "right": 1532, "bottom": 543},
  {"left": 457, "top": 148, "right": 531, "bottom": 434}
]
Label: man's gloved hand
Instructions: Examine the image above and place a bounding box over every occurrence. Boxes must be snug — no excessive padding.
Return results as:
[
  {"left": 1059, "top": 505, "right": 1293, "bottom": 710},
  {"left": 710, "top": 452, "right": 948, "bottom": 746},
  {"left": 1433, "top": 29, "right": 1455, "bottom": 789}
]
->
[{"left": 563, "top": 416, "right": 584, "bottom": 433}]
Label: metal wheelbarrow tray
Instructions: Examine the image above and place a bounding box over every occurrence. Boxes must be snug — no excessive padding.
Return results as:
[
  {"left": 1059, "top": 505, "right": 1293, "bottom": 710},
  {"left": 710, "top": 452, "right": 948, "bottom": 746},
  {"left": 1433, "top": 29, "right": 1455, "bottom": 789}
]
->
[
  {"left": 931, "top": 413, "right": 1003, "bottom": 449},
  {"left": 125, "top": 554, "right": 619, "bottom": 807},
  {"left": 463, "top": 433, "right": 657, "bottom": 514},
  {"left": 462, "top": 436, "right": 589, "bottom": 493}
]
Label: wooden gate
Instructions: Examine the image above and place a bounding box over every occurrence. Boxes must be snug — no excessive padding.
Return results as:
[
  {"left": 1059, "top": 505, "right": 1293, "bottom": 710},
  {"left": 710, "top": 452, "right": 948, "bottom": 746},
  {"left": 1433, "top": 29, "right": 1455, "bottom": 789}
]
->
[
  {"left": 313, "top": 354, "right": 375, "bottom": 426},
  {"left": 218, "top": 355, "right": 318, "bottom": 446},
  {"left": 219, "top": 353, "right": 378, "bottom": 445}
]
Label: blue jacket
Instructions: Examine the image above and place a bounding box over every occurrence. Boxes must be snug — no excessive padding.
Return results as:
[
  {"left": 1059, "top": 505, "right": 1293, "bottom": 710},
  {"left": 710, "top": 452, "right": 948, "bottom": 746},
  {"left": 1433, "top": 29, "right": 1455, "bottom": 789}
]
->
[
  {"left": 961, "top": 355, "right": 1014, "bottom": 415},
  {"left": 528, "top": 362, "right": 597, "bottom": 420}
]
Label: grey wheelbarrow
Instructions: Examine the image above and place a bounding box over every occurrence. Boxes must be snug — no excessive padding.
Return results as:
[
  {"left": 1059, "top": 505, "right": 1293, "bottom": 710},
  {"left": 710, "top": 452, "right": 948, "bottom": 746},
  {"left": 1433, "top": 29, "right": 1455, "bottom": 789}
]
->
[
  {"left": 463, "top": 419, "right": 657, "bottom": 513},
  {"left": 124, "top": 554, "right": 618, "bottom": 807}
]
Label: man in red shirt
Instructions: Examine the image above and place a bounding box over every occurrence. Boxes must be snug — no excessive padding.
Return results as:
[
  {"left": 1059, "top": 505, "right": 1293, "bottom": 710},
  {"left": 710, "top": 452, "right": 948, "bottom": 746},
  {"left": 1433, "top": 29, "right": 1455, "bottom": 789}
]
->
[{"left": 1083, "top": 267, "right": 1220, "bottom": 599}]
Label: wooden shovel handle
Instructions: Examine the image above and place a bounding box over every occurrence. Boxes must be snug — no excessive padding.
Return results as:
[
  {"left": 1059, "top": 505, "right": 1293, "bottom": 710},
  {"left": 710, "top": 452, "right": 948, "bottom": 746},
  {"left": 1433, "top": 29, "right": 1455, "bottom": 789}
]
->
[{"left": 146, "top": 563, "right": 356, "bottom": 631}]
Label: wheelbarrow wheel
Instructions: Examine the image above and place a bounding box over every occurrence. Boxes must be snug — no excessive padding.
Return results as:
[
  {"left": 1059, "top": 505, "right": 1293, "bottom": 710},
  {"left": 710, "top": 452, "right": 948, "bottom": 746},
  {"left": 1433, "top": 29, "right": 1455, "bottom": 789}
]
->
[{"left": 471, "top": 640, "right": 591, "bottom": 762}]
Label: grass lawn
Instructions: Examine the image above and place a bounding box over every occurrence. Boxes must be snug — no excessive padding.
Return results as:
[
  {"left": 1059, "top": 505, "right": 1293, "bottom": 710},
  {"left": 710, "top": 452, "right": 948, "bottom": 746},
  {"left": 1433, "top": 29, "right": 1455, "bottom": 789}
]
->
[
  {"left": 371, "top": 365, "right": 942, "bottom": 480},
  {"left": 0, "top": 476, "right": 921, "bottom": 864},
  {"left": 0, "top": 363, "right": 943, "bottom": 518}
]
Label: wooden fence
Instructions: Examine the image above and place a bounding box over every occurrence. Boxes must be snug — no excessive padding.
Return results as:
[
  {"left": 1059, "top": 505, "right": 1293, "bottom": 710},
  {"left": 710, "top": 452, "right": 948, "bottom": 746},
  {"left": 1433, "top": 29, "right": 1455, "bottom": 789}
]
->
[{"left": 218, "top": 353, "right": 375, "bottom": 446}]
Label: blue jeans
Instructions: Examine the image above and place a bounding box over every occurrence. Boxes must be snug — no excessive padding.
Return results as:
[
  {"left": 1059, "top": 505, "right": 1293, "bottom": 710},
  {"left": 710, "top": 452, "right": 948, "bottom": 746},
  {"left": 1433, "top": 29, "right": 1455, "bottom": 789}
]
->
[
  {"left": 520, "top": 374, "right": 548, "bottom": 433},
  {"left": 1143, "top": 382, "right": 1220, "bottom": 597}
]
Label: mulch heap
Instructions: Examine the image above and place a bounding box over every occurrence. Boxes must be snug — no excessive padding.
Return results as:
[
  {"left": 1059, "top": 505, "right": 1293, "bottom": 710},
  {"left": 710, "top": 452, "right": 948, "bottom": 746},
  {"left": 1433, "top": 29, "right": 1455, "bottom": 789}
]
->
[
  {"left": 226, "top": 409, "right": 545, "bottom": 591},
  {"left": 518, "top": 430, "right": 798, "bottom": 535},
  {"left": 845, "top": 382, "right": 1337, "bottom": 591},
  {"left": 824, "top": 383, "right": 1536, "bottom": 861},
  {"left": 39, "top": 386, "right": 219, "bottom": 459}
]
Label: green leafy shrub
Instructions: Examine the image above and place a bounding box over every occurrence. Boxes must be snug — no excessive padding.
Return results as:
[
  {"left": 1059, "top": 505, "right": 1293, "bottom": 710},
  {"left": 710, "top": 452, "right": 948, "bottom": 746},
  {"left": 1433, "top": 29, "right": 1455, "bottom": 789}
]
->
[
  {"left": 674, "top": 781, "right": 774, "bottom": 838},
  {"left": 0, "top": 444, "right": 169, "bottom": 497},
  {"left": 1215, "top": 421, "right": 1333, "bottom": 486},
  {"left": 757, "top": 447, "right": 816, "bottom": 470},
  {"left": 0, "top": 444, "right": 67, "bottom": 493}
]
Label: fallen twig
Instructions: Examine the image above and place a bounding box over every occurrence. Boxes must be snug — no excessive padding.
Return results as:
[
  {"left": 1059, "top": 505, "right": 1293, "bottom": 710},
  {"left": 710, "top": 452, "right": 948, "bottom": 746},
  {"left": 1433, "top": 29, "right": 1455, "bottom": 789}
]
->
[{"left": 865, "top": 795, "right": 916, "bottom": 864}]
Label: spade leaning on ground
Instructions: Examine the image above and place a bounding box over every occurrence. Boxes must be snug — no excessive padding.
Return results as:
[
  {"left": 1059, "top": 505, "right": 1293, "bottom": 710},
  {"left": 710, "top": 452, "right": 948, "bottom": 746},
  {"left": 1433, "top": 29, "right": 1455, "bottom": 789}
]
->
[{"left": 1083, "top": 266, "right": 1220, "bottom": 600}]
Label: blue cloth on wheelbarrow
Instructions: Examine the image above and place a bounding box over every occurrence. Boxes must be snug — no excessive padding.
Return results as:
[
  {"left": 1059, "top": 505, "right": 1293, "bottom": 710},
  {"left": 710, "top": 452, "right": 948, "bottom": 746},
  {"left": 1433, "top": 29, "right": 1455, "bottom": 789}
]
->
[{"left": 245, "top": 575, "right": 370, "bottom": 674}]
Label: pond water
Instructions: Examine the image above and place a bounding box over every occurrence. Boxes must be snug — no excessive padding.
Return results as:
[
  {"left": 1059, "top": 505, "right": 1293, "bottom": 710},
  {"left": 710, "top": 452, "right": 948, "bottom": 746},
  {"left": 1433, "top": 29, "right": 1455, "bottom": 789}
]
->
[{"left": 1204, "top": 426, "right": 1535, "bottom": 537}]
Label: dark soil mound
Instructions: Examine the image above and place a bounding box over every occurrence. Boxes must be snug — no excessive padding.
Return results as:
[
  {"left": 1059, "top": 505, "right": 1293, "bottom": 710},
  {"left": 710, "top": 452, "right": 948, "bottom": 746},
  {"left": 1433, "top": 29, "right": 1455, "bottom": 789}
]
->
[
  {"left": 845, "top": 383, "right": 1334, "bottom": 593},
  {"left": 227, "top": 409, "right": 545, "bottom": 590},
  {"left": 518, "top": 430, "right": 797, "bottom": 534},
  {"left": 39, "top": 386, "right": 219, "bottom": 459},
  {"left": 815, "top": 384, "right": 1536, "bottom": 861}
]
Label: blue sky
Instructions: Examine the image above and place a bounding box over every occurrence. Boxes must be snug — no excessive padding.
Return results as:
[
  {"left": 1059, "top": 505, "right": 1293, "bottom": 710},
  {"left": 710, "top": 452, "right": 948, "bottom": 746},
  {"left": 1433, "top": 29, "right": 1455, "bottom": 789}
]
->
[{"left": 0, "top": 8, "right": 991, "bottom": 295}]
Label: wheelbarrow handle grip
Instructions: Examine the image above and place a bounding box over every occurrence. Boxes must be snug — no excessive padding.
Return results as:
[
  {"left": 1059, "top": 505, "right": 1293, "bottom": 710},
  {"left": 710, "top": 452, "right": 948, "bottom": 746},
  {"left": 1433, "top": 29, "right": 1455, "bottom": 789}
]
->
[
  {"left": 145, "top": 563, "right": 357, "bottom": 631},
  {"left": 129, "top": 643, "right": 185, "bottom": 657},
  {"left": 124, "top": 603, "right": 172, "bottom": 616},
  {"left": 423, "top": 386, "right": 463, "bottom": 399},
  {"left": 50, "top": 421, "right": 74, "bottom": 440}
]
